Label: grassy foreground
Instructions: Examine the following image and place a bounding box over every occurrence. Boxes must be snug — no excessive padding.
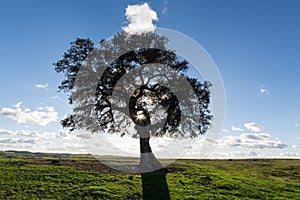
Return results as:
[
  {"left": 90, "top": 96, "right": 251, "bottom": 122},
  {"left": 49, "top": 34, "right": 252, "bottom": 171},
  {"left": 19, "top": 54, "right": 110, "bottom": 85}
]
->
[{"left": 0, "top": 153, "right": 299, "bottom": 199}]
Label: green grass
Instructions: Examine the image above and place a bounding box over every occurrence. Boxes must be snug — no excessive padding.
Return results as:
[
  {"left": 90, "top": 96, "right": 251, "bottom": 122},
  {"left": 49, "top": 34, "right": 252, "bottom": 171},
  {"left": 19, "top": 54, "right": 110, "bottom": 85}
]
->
[
  {"left": 167, "top": 159, "right": 300, "bottom": 199},
  {"left": 0, "top": 158, "right": 141, "bottom": 199},
  {"left": 0, "top": 156, "right": 299, "bottom": 199}
]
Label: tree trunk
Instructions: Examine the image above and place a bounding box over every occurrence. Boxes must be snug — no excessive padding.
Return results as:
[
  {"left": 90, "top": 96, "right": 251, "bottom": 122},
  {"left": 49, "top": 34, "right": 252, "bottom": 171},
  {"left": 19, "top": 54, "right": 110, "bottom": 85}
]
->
[
  {"left": 137, "top": 126, "right": 162, "bottom": 172},
  {"left": 136, "top": 126, "right": 170, "bottom": 200}
]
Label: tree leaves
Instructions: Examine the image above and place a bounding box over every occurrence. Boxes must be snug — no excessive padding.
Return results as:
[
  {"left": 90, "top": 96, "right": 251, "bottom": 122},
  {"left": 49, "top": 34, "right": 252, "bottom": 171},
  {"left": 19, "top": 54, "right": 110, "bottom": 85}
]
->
[{"left": 54, "top": 32, "right": 212, "bottom": 138}]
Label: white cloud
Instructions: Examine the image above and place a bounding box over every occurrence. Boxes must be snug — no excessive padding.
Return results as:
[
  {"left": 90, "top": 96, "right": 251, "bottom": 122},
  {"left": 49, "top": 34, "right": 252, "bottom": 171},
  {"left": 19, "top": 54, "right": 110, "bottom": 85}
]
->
[
  {"left": 0, "top": 128, "right": 35, "bottom": 136},
  {"left": 0, "top": 136, "right": 85, "bottom": 154},
  {"left": 77, "top": 133, "right": 93, "bottom": 139},
  {"left": 183, "top": 146, "right": 295, "bottom": 159},
  {"left": 260, "top": 85, "right": 269, "bottom": 95},
  {"left": 280, "top": 152, "right": 300, "bottom": 157},
  {"left": 0, "top": 143, "right": 36, "bottom": 150},
  {"left": 204, "top": 151, "right": 300, "bottom": 159},
  {"left": 51, "top": 95, "right": 59, "bottom": 99},
  {"left": 292, "top": 144, "right": 300, "bottom": 149},
  {"left": 35, "top": 130, "right": 74, "bottom": 139},
  {"left": 0, "top": 103, "right": 58, "bottom": 126},
  {"left": 294, "top": 123, "right": 299, "bottom": 127},
  {"left": 15, "top": 102, "right": 23, "bottom": 108},
  {"left": 122, "top": 3, "right": 158, "bottom": 34},
  {"left": 222, "top": 129, "right": 229, "bottom": 133},
  {"left": 221, "top": 133, "right": 287, "bottom": 149},
  {"left": 162, "top": 7, "right": 167, "bottom": 14},
  {"left": 0, "top": 128, "right": 75, "bottom": 140},
  {"left": 232, "top": 126, "right": 244, "bottom": 132},
  {"left": 35, "top": 83, "right": 48, "bottom": 89},
  {"left": 45, "top": 143, "right": 88, "bottom": 153},
  {"left": 244, "top": 122, "right": 263, "bottom": 132},
  {"left": 0, "top": 138, "right": 38, "bottom": 144},
  {"left": 0, "top": 127, "right": 87, "bottom": 153},
  {"left": 162, "top": 0, "right": 168, "bottom": 14},
  {"left": 0, "top": 128, "right": 14, "bottom": 135},
  {"left": 205, "top": 151, "right": 259, "bottom": 159}
]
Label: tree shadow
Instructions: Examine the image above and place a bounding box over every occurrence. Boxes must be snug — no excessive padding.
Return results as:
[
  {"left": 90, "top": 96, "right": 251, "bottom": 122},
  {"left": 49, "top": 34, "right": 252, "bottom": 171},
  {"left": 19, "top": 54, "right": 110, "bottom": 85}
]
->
[{"left": 141, "top": 168, "right": 170, "bottom": 200}]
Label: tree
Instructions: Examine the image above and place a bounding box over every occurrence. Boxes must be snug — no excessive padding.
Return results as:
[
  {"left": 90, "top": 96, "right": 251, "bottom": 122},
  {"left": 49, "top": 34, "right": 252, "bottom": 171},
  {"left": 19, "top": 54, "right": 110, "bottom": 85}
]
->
[{"left": 54, "top": 31, "right": 212, "bottom": 199}]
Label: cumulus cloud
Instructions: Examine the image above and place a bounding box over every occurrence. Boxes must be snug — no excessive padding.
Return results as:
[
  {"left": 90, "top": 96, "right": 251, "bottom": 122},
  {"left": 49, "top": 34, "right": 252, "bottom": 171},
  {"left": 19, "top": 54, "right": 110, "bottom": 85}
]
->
[
  {"left": 35, "top": 83, "right": 48, "bottom": 89},
  {"left": 0, "top": 138, "right": 38, "bottom": 144},
  {"left": 0, "top": 128, "right": 74, "bottom": 139},
  {"left": 244, "top": 122, "right": 263, "bottom": 132},
  {"left": 232, "top": 126, "right": 244, "bottom": 132},
  {"left": 0, "top": 127, "right": 84, "bottom": 153},
  {"left": 280, "top": 152, "right": 300, "bottom": 157},
  {"left": 122, "top": 3, "right": 158, "bottom": 34},
  {"left": 221, "top": 133, "right": 287, "bottom": 149},
  {"left": 35, "top": 130, "right": 74, "bottom": 139},
  {"left": 0, "top": 128, "right": 40, "bottom": 137},
  {"left": 0, "top": 143, "right": 36, "bottom": 150},
  {"left": 0, "top": 137, "right": 85, "bottom": 153},
  {"left": 0, "top": 102, "right": 58, "bottom": 126}
]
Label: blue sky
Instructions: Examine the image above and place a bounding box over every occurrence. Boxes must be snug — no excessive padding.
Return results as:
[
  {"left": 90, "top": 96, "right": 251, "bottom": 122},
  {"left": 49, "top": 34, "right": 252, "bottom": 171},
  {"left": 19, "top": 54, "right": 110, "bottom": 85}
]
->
[{"left": 0, "top": 0, "right": 299, "bottom": 158}]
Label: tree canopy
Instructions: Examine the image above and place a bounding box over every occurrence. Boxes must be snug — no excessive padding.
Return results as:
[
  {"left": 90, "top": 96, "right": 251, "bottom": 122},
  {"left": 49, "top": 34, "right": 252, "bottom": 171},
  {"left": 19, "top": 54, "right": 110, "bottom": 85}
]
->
[{"left": 54, "top": 31, "right": 212, "bottom": 139}]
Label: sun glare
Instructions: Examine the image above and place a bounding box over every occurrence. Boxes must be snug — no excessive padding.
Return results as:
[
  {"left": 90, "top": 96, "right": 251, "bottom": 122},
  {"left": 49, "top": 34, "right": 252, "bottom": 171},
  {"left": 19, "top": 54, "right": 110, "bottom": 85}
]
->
[{"left": 135, "top": 111, "right": 146, "bottom": 121}]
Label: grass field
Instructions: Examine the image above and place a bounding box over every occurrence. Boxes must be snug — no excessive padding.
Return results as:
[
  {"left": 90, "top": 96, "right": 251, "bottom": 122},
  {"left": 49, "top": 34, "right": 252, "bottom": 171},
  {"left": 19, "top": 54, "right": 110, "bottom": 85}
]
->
[{"left": 0, "top": 151, "right": 299, "bottom": 199}]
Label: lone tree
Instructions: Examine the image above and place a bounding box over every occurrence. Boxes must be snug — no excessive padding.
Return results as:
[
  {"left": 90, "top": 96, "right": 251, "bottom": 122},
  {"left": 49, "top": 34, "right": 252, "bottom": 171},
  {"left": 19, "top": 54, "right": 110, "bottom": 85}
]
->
[{"left": 54, "top": 31, "right": 212, "bottom": 199}]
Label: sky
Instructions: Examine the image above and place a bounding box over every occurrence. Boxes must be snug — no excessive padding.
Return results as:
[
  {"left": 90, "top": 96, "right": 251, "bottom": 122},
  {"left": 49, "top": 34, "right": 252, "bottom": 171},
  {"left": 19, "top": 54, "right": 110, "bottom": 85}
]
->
[{"left": 0, "top": 0, "right": 299, "bottom": 159}]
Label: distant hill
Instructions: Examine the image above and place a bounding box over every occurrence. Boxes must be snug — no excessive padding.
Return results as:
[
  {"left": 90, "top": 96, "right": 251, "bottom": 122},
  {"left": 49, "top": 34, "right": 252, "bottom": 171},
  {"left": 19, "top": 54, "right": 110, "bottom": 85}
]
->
[{"left": 0, "top": 150, "right": 93, "bottom": 158}]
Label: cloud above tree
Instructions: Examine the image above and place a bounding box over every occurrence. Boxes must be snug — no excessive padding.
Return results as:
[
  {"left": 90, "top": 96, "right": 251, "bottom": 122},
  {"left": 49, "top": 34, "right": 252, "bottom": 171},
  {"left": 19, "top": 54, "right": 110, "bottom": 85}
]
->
[{"left": 122, "top": 3, "right": 158, "bottom": 34}]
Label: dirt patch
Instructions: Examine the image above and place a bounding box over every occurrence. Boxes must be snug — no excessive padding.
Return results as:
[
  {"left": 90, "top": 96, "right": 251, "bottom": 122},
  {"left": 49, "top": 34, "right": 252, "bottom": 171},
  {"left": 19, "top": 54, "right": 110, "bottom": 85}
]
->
[
  {"left": 26, "top": 158, "right": 186, "bottom": 174},
  {"left": 28, "top": 158, "right": 125, "bottom": 174}
]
